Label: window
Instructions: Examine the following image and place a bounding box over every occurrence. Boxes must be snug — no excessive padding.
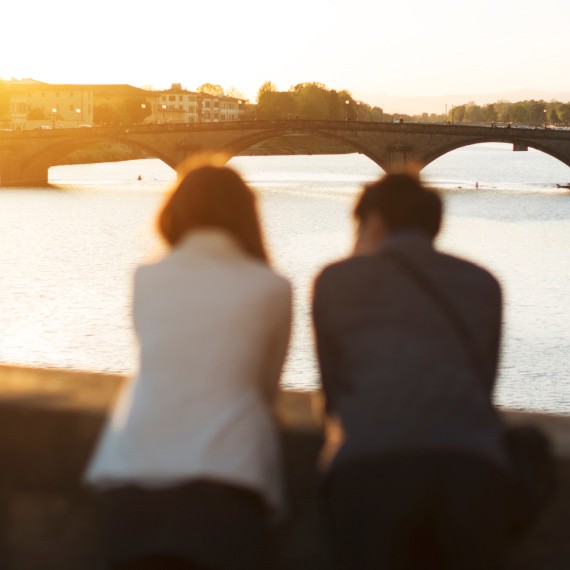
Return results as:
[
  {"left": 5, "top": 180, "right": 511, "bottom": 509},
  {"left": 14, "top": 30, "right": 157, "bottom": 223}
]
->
[{"left": 169, "top": 95, "right": 176, "bottom": 101}]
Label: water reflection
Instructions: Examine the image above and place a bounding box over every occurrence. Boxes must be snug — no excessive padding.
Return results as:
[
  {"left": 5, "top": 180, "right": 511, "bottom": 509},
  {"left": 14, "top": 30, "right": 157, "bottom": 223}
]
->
[{"left": 0, "top": 147, "right": 568, "bottom": 413}]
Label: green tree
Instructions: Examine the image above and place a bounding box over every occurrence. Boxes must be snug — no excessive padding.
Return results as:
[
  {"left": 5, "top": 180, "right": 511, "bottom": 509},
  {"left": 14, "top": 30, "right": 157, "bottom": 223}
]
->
[
  {"left": 256, "top": 90, "right": 296, "bottom": 119},
  {"left": 115, "top": 97, "right": 152, "bottom": 125},
  {"left": 225, "top": 86, "right": 245, "bottom": 99},
  {"left": 197, "top": 83, "right": 225, "bottom": 97},
  {"left": 526, "top": 100, "right": 540, "bottom": 125},
  {"left": 464, "top": 102, "right": 484, "bottom": 123},
  {"left": 257, "top": 81, "right": 276, "bottom": 101},
  {"left": 557, "top": 103, "right": 570, "bottom": 123},
  {"left": 452, "top": 104, "right": 466, "bottom": 122},
  {"left": 336, "top": 89, "right": 357, "bottom": 120},
  {"left": 368, "top": 105, "right": 384, "bottom": 122},
  {"left": 510, "top": 102, "right": 528, "bottom": 124},
  {"left": 495, "top": 101, "right": 512, "bottom": 123},
  {"left": 547, "top": 107, "right": 561, "bottom": 124},
  {"left": 483, "top": 104, "right": 497, "bottom": 122},
  {"left": 324, "top": 89, "right": 347, "bottom": 121},
  {"left": 292, "top": 83, "right": 334, "bottom": 119}
]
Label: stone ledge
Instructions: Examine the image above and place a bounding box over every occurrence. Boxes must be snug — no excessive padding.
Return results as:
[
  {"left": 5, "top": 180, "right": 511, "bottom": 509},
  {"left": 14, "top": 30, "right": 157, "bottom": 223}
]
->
[{"left": 0, "top": 364, "right": 569, "bottom": 569}]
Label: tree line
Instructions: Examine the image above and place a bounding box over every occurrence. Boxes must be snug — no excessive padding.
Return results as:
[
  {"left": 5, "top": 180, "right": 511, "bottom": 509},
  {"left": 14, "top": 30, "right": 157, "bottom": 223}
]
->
[
  {"left": 255, "top": 82, "right": 570, "bottom": 126},
  {"left": 256, "top": 81, "right": 385, "bottom": 122},
  {"left": 2, "top": 78, "right": 570, "bottom": 127},
  {"left": 404, "top": 100, "right": 570, "bottom": 125}
]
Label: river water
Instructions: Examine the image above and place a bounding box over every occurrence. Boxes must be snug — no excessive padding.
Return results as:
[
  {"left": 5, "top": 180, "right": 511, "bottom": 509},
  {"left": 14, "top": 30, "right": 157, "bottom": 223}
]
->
[{"left": 0, "top": 144, "right": 569, "bottom": 414}]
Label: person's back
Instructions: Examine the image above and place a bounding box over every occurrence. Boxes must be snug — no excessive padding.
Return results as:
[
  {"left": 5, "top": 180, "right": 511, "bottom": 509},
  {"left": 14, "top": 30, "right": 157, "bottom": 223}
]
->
[
  {"left": 313, "top": 173, "right": 513, "bottom": 570},
  {"left": 86, "top": 160, "right": 292, "bottom": 570},
  {"left": 314, "top": 230, "right": 506, "bottom": 469},
  {"left": 89, "top": 229, "right": 290, "bottom": 502}
]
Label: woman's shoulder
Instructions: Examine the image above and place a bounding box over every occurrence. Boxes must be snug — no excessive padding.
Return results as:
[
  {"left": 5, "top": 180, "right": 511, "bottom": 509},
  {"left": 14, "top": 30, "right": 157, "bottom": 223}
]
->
[
  {"left": 247, "top": 262, "right": 292, "bottom": 298},
  {"left": 134, "top": 254, "right": 291, "bottom": 296}
]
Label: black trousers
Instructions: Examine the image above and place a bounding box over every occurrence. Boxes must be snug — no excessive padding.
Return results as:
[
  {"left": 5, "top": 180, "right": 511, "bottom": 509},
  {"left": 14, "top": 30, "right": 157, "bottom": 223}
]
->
[
  {"left": 102, "top": 480, "right": 271, "bottom": 570},
  {"left": 321, "top": 452, "right": 513, "bottom": 570}
]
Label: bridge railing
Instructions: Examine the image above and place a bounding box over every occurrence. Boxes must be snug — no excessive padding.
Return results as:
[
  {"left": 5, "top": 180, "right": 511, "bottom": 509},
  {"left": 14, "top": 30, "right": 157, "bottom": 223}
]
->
[{"left": 3, "top": 120, "right": 570, "bottom": 141}]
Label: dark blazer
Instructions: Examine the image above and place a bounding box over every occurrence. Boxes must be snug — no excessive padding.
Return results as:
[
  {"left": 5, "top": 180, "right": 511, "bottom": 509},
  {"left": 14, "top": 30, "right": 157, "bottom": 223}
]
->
[{"left": 312, "top": 230, "right": 507, "bottom": 470}]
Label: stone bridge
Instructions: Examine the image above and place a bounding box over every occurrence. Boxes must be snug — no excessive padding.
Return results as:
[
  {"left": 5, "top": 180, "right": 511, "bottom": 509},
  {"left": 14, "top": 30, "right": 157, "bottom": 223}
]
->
[{"left": 1, "top": 120, "right": 570, "bottom": 186}]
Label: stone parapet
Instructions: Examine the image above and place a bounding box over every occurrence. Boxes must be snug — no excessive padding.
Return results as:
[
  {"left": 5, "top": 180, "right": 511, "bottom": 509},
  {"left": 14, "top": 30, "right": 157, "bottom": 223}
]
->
[{"left": 0, "top": 364, "right": 568, "bottom": 569}]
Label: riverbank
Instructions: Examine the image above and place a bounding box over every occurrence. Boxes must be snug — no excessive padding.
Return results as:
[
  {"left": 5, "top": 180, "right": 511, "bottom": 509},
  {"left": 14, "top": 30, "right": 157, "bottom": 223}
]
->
[{"left": 1, "top": 364, "right": 569, "bottom": 569}]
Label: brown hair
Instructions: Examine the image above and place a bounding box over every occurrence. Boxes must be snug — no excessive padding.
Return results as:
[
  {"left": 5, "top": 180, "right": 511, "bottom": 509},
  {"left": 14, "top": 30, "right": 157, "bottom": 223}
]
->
[
  {"left": 354, "top": 173, "right": 442, "bottom": 241},
  {"left": 157, "top": 156, "right": 269, "bottom": 263}
]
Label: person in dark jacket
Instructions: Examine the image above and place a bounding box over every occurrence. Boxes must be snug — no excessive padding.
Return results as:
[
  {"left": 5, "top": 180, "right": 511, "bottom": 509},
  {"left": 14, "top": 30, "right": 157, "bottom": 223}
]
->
[{"left": 312, "top": 172, "right": 513, "bottom": 570}]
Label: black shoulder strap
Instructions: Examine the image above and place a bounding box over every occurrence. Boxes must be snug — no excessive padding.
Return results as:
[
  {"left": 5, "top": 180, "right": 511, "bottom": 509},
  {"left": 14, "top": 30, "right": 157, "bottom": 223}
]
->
[{"left": 383, "top": 250, "right": 484, "bottom": 379}]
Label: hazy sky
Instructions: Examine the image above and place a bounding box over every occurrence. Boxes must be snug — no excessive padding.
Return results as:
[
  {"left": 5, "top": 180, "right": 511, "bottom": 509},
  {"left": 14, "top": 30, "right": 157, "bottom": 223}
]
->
[{"left": 2, "top": 0, "right": 569, "bottom": 112}]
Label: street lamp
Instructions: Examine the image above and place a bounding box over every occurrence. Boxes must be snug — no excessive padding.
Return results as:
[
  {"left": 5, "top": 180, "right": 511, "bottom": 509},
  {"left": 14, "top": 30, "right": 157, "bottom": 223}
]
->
[
  {"left": 356, "top": 101, "right": 360, "bottom": 122},
  {"left": 76, "top": 108, "right": 81, "bottom": 126},
  {"left": 51, "top": 108, "right": 57, "bottom": 129},
  {"left": 544, "top": 108, "right": 547, "bottom": 128},
  {"left": 161, "top": 104, "right": 167, "bottom": 123},
  {"left": 345, "top": 99, "right": 349, "bottom": 121}
]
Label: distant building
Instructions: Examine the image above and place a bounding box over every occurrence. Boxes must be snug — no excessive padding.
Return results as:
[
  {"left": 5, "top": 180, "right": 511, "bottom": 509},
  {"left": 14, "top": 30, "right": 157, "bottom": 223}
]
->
[
  {"left": 4, "top": 79, "right": 94, "bottom": 130},
  {"left": 153, "top": 84, "right": 248, "bottom": 124},
  {"left": 199, "top": 93, "right": 245, "bottom": 122},
  {"left": 1, "top": 80, "right": 249, "bottom": 128},
  {"left": 151, "top": 84, "right": 200, "bottom": 124}
]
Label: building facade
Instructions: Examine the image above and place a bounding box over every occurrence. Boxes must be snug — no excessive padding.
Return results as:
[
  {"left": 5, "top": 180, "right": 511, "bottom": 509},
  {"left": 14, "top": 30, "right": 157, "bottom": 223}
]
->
[
  {"left": 1, "top": 80, "right": 249, "bottom": 129},
  {"left": 149, "top": 84, "right": 247, "bottom": 124},
  {"left": 4, "top": 79, "right": 94, "bottom": 130},
  {"left": 150, "top": 84, "right": 200, "bottom": 124}
]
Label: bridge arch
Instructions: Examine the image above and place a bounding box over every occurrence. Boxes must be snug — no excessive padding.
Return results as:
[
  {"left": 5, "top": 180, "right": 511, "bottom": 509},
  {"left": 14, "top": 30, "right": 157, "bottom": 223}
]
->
[
  {"left": 4, "top": 121, "right": 570, "bottom": 187},
  {"left": 20, "top": 135, "right": 177, "bottom": 179},
  {"left": 218, "top": 127, "right": 390, "bottom": 172},
  {"left": 421, "top": 136, "right": 570, "bottom": 170}
]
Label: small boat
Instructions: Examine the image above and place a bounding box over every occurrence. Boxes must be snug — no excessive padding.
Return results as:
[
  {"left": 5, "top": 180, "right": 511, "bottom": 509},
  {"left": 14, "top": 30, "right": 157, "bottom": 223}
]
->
[{"left": 555, "top": 183, "right": 570, "bottom": 189}]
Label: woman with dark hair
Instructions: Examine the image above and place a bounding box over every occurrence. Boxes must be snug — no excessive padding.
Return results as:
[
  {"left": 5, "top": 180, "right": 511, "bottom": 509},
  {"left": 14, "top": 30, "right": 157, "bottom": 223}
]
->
[{"left": 86, "top": 157, "right": 292, "bottom": 570}]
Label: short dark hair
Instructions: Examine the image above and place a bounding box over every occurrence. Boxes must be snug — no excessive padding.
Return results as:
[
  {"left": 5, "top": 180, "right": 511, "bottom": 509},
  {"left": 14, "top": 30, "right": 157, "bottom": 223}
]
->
[
  {"left": 157, "top": 160, "right": 268, "bottom": 263},
  {"left": 354, "top": 173, "right": 442, "bottom": 240}
]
